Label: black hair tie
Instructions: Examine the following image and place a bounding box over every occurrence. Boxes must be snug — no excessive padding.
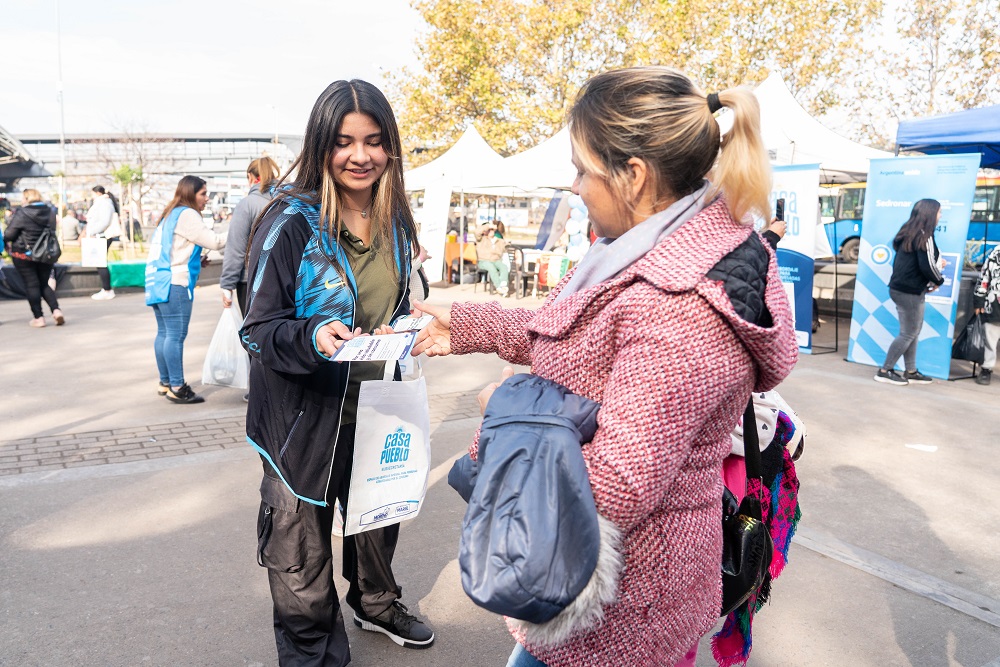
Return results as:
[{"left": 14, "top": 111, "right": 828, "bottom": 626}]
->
[{"left": 707, "top": 93, "right": 723, "bottom": 114}]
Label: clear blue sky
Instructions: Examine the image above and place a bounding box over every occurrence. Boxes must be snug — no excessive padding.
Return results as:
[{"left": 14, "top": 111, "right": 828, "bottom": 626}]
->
[{"left": 4, "top": 0, "right": 424, "bottom": 136}]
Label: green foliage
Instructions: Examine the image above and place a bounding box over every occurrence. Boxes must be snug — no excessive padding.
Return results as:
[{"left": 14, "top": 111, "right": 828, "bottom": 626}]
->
[
  {"left": 390, "top": 0, "right": 881, "bottom": 164},
  {"left": 110, "top": 164, "right": 144, "bottom": 187},
  {"left": 838, "top": 0, "right": 1000, "bottom": 146},
  {"left": 391, "top": 0, "right": 644, "bottom": 164}
]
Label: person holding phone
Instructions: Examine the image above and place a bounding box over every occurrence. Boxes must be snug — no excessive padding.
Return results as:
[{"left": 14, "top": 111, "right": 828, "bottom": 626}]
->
[
  {"left": 413, "top": 66, "right": 797, "bottom": 667},
  {"left": 874, "top": 198, "right": 945, "bottom": 386}
]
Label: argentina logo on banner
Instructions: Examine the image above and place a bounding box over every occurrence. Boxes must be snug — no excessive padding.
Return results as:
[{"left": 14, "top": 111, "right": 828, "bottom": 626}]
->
[
  {"left": 770, "top": 164, "right": 820, "bottom": 353},
  {"left": 847, "top": 155, "right": 981, "bottom": 379}
]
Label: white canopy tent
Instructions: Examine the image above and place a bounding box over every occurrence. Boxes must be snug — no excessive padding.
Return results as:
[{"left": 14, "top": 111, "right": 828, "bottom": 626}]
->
[
  {"left": 404, "top": 126, "right": 505, "bottom": 281},
  {"left": 404, "top": 125, "right": 505, "bottom": 191},
  {"left": 463, "top": 127, "right": 576, "bottom": 194},
  {"left": 718, "top": 73, "right": 891, "bottom": 184}
]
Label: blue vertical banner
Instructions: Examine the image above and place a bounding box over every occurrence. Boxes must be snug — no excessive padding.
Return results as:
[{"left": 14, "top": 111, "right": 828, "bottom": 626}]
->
[
  {"left": 847, "top": 155, "right": 980, "bottom": 379},
  {"left": 771, "top": 165, "right": 820, "bottom": 353}
]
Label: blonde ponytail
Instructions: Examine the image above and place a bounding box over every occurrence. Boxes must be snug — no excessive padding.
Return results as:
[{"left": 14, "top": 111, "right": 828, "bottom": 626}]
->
[
  {"left": 248, "top": 156, "right": 280, "bottom": 193},
  {"left": 708, "top": 87, "right": 772, "bottom": 222}
]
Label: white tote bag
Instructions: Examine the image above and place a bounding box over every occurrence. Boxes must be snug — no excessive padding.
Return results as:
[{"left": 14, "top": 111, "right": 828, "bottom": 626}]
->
[
  {"left": 201, "top": 307, "right": 249, "bottom": 389},
  {"left": 80, "top": 237, "right": 108, "bottom": 268},
  {"left": 343, "top": 361, "right": 431, "bottom": 536}
]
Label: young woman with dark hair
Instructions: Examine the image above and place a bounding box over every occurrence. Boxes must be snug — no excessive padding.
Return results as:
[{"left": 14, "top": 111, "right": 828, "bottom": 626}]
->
[
  {"left": 144, "top": 175, "right": 226, "bottom": 404},
  {"left": 874, "top": 198, "right": 945, "bottom": 385},
  {"left": 241, "top": 79, "right": 428, "bottom": 666},
  {"left": 413, "top": 66, "right": 797, "bottom": 667}
]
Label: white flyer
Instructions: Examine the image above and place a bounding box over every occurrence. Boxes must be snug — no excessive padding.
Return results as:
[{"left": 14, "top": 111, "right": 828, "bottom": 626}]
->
[
  {"left": 331, "top": 331, "right": 417, "bottom": 362},
  {"left": 392, "top": 315, "right": 435, "bottom": 332}
]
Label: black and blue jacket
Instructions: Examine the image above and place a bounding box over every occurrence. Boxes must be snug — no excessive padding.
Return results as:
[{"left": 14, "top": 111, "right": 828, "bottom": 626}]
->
[{"left": 240, "top": 195, "right": 412, "bottom": 506}]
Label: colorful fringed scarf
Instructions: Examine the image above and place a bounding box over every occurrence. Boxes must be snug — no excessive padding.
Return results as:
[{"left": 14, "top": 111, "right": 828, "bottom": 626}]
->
[{"left": 712, "top": 413, "right": 801, "bottom": 667}]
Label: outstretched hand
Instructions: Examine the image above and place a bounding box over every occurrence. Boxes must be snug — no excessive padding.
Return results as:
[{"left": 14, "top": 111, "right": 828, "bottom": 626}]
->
[
  {"left": 478, "top": 366, "right": 516, "bottom": 415},
  {"left": 410, "top": 300, "right": 453, "bottom": 357},
  {"left": 316, "top": 321, "right": 364, "bottom": 359}
]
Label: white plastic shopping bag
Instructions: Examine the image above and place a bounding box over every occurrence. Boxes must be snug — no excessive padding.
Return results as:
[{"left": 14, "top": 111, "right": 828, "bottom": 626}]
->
[
  {"left": 201, "top": 307, "right": 249, "bottom": 389},
  {"left": 344, "top": 362, "right": 431, "bottom": 536},
  {"left": 80, "top": 237, "right": 108, "bottom": 268}
]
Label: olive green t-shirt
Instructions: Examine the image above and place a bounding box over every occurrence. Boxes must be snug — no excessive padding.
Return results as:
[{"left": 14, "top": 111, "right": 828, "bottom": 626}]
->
[{"left": 339, "top": 228, "right": 400, "bottom": 424}]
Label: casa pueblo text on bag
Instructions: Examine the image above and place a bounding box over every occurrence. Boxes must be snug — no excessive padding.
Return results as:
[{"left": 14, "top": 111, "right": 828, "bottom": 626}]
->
[{"left": 343, "top": 358, "right": 431, "bottom": 536}]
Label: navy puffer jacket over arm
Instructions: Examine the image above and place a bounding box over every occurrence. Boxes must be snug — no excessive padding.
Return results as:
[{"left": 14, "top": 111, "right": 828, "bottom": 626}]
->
[{"left": 449, "top": 373, "right": 601, "bottom": 624}]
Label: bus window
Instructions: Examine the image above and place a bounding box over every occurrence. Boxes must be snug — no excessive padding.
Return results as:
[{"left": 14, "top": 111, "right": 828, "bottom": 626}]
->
[
  {"left": 840, "top": 188, "right": 865, "bottom": 219},
  {"left": 972, "top": 187, "right": 998, "bottom": 222},
  {"left": 820, "top": 195, "right": 837, "bottom": 222}
]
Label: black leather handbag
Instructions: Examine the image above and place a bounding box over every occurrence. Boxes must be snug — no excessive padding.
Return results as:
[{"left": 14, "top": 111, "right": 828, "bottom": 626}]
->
[{"left": 720, "top": 398, "right": 774, "bottom": 616}]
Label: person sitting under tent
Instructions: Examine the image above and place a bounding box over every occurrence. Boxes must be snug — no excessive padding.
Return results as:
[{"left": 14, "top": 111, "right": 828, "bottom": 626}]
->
[{"left": 475, "top": 219, "right": 511, "bottom": 295}]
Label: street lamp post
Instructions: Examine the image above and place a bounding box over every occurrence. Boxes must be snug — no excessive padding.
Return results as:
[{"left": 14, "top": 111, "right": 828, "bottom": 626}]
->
[{"left": 55, "top": 0, "right": 68, "bottom": 221}]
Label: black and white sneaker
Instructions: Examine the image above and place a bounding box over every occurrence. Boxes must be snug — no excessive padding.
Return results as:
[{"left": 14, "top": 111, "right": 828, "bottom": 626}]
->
[
  {"left": 353, "top": 600, "right": 435, "bottom": 649},
  {"left": 874, "top": 369, "right": 908, "bottom": 386},
  {"left": 165, "top": 383, "right": 205, "bottom": 404},
  {"left": 904, "top": 370, "right": 933, "bottom": 385},
  {"left": 976, "top": 368, "right": 992, "bottom": 386}
]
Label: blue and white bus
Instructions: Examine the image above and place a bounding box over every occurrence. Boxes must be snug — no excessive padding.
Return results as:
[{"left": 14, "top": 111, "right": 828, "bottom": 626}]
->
[{"left": 819, "top": 178, "right": 1000, "bottom": 265}]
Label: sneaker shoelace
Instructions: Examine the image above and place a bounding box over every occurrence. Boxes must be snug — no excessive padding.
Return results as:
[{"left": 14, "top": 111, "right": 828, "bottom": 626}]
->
[{"left": 390, "top": 601, "right": 419, "bottom": 631}]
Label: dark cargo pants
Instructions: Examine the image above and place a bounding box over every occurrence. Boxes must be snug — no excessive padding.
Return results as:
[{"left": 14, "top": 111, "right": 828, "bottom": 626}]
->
[{"left": 257, "top": 424, "right": 401, "bottom": 666}]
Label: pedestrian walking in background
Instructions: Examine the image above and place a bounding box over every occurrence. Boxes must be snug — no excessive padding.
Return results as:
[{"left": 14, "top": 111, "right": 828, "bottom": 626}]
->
[
  {"left": 972, "top": 243, "right": 1000, "bottom": 385},
  {"left": 413, "top": 66, "right": 797, "bottom": 667},
  {"left": 3, "top": 189, "right": 64, "bottom": 327},
  {"left": 241, "top": 79, "right": 433, "bottom": 667},
  {"left": 220, "top": 156, "right": 279, "bottom": 315},
  {"left": 84, "top": 185, "right": 123, "bottom": 300},
  {"left": 145, "top": 175, "right": 226, "bottom": 404},
  {"left": 874, "top": 199, "right": 945, "bottom": 386}
]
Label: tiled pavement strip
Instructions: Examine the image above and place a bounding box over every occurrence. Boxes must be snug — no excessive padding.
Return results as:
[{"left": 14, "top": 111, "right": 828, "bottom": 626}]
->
[{"left": 0, "top": 389, "right": 481, "bottom": 477}]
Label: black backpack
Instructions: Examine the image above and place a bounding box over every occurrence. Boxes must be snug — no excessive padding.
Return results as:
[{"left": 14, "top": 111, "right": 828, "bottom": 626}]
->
[{"left": 31, "top": 227, "right": 62, "bottom": 264}]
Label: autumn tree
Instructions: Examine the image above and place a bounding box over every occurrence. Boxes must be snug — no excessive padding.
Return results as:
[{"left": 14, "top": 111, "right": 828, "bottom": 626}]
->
[
  {"left": 837, "top": 0, "right": 1000, "bottom": 146},
  {"left": 390, "top": 0, "right": 881, "bottom": 164},
  {"left": 93, "top": 122, "right": 170, "bottom": 234},
  {"left": 391, "top": 0, "right": 647, "bottom": 163},
  {"left": 640, "top": 0, "right": 881, "bottom": 112}
]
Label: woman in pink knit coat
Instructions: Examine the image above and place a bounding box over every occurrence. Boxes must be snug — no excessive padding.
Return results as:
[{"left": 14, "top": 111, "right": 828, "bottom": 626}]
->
[{"left": 413, "top": 67, "right": 798, "bottom": 667}]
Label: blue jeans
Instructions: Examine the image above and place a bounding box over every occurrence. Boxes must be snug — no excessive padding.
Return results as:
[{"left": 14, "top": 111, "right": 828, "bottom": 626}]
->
[
  {"left": 882, "top": 288, "right": 926, "bottom": 372},
  {"left": 506, "top": 644, "right": 547, "bottom": 667},
  {"left": 152, "top": 284, "right": 193, "bottom": 387}
]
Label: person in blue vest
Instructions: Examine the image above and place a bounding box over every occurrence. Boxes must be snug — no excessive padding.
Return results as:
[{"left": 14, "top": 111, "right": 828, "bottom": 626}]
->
[
  {"left": 145, "top": 175, "right": 226, "bottom": 404},
  {"left": 241, "top": 79, "right": 431, "bottom": 666}
]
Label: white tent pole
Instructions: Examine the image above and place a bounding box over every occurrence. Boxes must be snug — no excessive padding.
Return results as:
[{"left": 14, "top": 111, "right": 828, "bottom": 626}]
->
[{"left": 459, "top": 187, "right": 465, "bottom": 285}]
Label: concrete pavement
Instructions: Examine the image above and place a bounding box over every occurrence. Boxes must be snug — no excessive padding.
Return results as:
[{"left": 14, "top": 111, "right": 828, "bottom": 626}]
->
[{"left": 2, "top": 282, "right": 1000, "bottom": 666}]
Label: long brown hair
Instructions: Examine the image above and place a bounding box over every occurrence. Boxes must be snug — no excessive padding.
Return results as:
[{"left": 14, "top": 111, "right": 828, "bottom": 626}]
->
[
  {"left": 158, "top": 175, "right": 206, "bottom": 223},
  {"left": 251, "top": 79, "right": 417, "bottom": 273},
  {"left": 569, "top": 66, "right": 771, "bottom": 224}
]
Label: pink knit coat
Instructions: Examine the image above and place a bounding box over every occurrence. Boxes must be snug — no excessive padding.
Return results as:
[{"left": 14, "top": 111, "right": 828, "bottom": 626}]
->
[{"left": 449, "top": 200, "right": 798, "bottom": 666}]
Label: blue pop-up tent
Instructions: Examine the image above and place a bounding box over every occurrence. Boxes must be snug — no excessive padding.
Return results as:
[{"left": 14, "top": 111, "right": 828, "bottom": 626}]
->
[{"left": 896, "top": 105, "right": 1000, "bottom": 168}]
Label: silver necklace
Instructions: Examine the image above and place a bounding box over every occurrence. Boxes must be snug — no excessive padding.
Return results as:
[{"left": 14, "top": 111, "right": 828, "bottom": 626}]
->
[{"left": 343, "top": 203, "right": 371, "bottom": 218}]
